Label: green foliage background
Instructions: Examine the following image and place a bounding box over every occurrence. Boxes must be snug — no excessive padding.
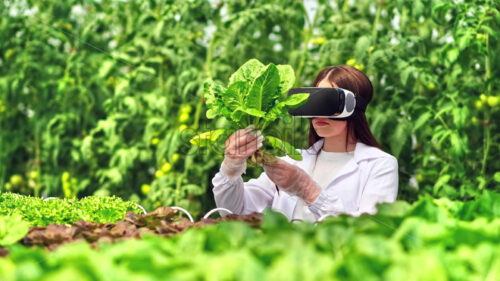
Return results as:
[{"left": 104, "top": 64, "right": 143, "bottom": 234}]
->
[{"left": 0, "top": 0, "right": 499, "bottom": 217}]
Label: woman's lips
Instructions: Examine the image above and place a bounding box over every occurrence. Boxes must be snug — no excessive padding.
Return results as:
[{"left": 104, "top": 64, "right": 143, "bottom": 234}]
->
[{"left": 314, "top": 121, "right": 329, "bottom": 126}]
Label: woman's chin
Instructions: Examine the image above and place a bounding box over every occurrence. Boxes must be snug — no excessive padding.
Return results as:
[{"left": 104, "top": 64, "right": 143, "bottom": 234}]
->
[
  {"left": 315, "top": 132, "right": 330, "bottom": 138},
  {"left": 315, "top": 129, "right": 344, "bottom": 138},
  {"left": 314, "top": 127, "right": 329, "bottom": 135}
]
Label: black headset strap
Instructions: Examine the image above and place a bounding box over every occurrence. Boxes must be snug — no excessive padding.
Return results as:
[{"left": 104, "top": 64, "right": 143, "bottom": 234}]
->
[{"left": 355, "top": 95, "right": 368, "bottom": 112}]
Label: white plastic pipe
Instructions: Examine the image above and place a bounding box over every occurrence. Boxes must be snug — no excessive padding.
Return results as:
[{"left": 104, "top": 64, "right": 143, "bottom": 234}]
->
[
  {"left": 202, "top": 207, "right": 233, "bottom": 219},
  {"left": 170, "top": 206, "right": 194, "bottom": 223},
  {"left": 136, "top": 204, "right": 147, "bottom": 215}
]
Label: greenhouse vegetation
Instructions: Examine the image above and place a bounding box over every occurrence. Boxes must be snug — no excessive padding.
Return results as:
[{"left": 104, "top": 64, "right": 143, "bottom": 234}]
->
[{"left": 0, "top": 0, "right": 499, "bottom": 280}]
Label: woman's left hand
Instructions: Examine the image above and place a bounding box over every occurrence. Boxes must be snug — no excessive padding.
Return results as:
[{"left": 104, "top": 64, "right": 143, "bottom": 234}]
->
[{"left": 262, "top": 159, "right": 321, "bottom": 204}]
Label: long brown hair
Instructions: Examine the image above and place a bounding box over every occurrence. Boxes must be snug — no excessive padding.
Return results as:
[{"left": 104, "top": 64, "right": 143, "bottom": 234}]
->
[{"left": 309, "top": 65, "right": 382, "bottom": 150}]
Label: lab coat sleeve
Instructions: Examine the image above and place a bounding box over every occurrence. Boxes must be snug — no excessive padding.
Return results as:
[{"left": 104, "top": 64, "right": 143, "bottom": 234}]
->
[
  {"left": 355, "top": 156, "right": 399, "bottom": 215},
  {"left": 307, "top": 192, "right": 346, "bottom": 220},
  {"left": 308, "top": 156, "right": 399, "bottom": 219},
  {"left": 212, "top": 166, "right": 276, "bottom": 215}
]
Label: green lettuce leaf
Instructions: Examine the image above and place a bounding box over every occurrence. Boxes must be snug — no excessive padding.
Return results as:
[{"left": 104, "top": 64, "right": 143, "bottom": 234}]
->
[
  {"left": 265, "top": 136, "right": 302, "bottom": 161},
  {"left": 0, "top": 214, "right": 29, "bottom": 246},
  {"left": 276, "top": 64, "right": 295, "bottom": 95},
  {"left": 245, "top": 64, "right": 280, "bottom": 112},
  {"left": 198, "top": 59, "right": 305, "bottom": 164},
  {"left": 231, "top": 107, "right": 266, "bottom": 123},
  {"left": 190, "top": 129, "right": 228, "bottom": 147},
  {"left": 204, "top": 80, "right": 230, "bottom": 119},
  {"left": 264, "top": 93, "right": 309, "bottom": 122},
  {"left": 223, "top": 81, "right": 247, "bottom": 111},
  {"left": 229, "top": 58, "right": 265, "bottom": 85}
]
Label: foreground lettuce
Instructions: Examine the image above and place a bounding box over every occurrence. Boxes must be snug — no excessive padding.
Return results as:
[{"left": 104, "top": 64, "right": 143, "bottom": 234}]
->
[
  {"left": 0, "top": 215, "right": 28, "bottom": 247},
  {"left": 1, "top": 191, "right": 500, "bottom": 280}
]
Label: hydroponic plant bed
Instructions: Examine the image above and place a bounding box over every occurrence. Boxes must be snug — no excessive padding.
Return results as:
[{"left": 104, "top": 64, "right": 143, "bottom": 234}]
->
[{"left": 1, "top": 192, "right": 500, "bottom": 280}]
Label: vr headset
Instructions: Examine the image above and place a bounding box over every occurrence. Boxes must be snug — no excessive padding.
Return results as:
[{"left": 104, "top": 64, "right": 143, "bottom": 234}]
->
[{"left": 287, "top": 87, "right": 367, "bottom": 120}]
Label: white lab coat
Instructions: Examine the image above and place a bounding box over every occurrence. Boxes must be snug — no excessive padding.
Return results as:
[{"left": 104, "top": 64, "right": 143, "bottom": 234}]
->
[{"left": 212, "top": 138, "right": 399, "bottom": 221}]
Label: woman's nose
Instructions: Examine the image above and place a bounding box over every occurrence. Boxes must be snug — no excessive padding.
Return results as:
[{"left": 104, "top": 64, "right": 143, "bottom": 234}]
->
[{"left": 313, "top": 117, "right": 329, "bottom": 122}]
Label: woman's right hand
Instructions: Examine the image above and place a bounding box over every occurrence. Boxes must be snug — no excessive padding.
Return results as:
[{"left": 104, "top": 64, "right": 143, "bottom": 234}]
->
[
  {"left": 224, "top": 126, "right": 264, "bottom": 159},
  {"left": 221, "top": 126, "right": 264, "bottom": 179}
]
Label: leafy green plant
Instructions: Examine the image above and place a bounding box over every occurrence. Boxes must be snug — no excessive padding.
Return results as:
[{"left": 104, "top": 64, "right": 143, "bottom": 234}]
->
[
  {"left": 1, "top": 191, "right": 500, "bottom": 280},
  {"left": 0, "top": 193, "right": 141, "bottom": 226},
  {"left": 0, "top": 0, "right": 499, "bottom": 210},
  {"left": 190, "top": 59, "right": 309, "bottom": 163},
  {"left": 0, "top": 214, "right": 29, "bottom": 246}
]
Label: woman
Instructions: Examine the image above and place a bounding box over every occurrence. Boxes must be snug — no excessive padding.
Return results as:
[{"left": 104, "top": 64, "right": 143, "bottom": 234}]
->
[{"left": 211, "top": 66, "right": 399, "bottom": 222}]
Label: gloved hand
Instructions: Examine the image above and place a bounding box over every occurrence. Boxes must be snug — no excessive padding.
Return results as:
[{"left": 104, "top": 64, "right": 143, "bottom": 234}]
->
[
  {"left": 263, "top": 159, "right": 321, "bottom": 204},
  {"left": 221, "top": 126, "right": 264, "bottom": 179}
]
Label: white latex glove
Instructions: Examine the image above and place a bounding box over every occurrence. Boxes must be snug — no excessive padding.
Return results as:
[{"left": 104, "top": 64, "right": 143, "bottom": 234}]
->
[
  {"left": 221, "top": 126, "right": 264, "bottom": 179},
  {"left": 263, "top": 159, "right": 321, "bottom": 204}
]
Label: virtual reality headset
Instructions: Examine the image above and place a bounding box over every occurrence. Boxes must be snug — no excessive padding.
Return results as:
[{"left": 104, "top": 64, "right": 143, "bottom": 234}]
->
[{"left": 287, "top": 87, "right": 367, "bottom": 120}]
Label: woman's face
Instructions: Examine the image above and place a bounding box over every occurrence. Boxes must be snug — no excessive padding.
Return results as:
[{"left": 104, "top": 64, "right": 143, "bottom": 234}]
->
[{"left": 312, "top": 79, "right": 348, "bottom": 138}]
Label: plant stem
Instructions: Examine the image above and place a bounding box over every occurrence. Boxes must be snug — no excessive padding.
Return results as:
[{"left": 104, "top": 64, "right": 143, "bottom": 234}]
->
[
  {"left": 342, "top": 0, "right": 350, "bottom": 14},
  {"left": 34, "top": 132, "right": 41, "bottom": 197},
  {"left": 480, "top": 109, "right": 491, "bottom": 176},
  {"left": 0, "top": 135, "right": 4, "bottom": 190},
  {"left": 294, "top": 3, "right": 312, "bottom": 87},
  {"left": 480, "top": 29, "right": 492, "bottom": 176},
  {"left": 205, "top": 30, "right": 216, "bottom": 79},
  {"left": 159, "top": 60, "right": 168, "bottom": 109},
  {"left": 372, "top": 4, "right": 381, "bottom": 40},
  {"left": 400, "top": 6, "right": 408, "bottom": 34},
  {"left": 175, "top": 173, "right": 184, "bottom": 204},
  {"left": 485, "top": 29, "right": 492, "bottom": 95},
  {"left": 192, "top": 96, "right": 203, "bottom": 130}
]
